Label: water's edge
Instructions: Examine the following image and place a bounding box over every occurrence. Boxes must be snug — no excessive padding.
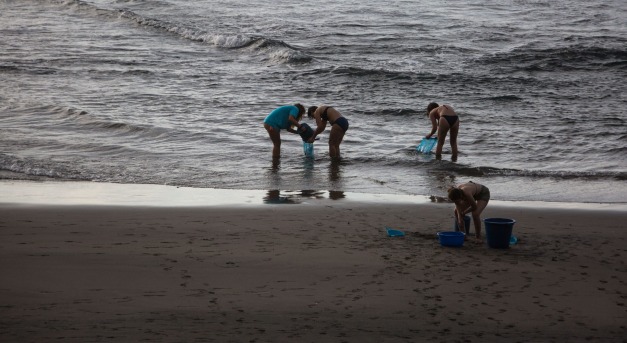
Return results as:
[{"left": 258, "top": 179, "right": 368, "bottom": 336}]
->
[{"left": 1, "top": 180, "right": 624, "bottom": 211}]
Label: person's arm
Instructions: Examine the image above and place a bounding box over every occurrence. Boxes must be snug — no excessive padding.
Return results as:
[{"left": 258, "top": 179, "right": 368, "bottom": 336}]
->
[
  {"left": 308, "top": 116, "right": 327, "bottom": 143},
  {"left": 460, "top": 189, "right": 477, "bottom": 215},
  {"left": 287, "top": 115, "right": 303, "bottom": 134},
  {"left": 425, "top": 109, "right": 438, "bottom": 138},
  {"left": 462, "top": 190, "right": 483, "bottom": 240},
  {"left": 454, "top": 204, "right": 466, "bottom": 232}
]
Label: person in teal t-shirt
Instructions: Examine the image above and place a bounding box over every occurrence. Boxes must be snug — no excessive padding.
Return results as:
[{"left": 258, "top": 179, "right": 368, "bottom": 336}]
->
[{"left": 263, "top": 103, "right": 306, "bottom": 158}]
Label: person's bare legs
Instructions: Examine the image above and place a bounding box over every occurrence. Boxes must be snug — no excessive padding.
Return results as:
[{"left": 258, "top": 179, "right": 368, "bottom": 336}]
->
[
  {"left": 449, "top": 121, "right": 459, "bottom": 158},
  {"left": 328, "top": 125, "right": 345, "bottom": 159},
  {"left": 435, "top": 120, "right": 450, "bottom": 156},
  {"left": 471, "top": 199, "right": 489, "bottom": 240},
  {"left": 264, "top": 124, "right": 281, "bottom": 158}
]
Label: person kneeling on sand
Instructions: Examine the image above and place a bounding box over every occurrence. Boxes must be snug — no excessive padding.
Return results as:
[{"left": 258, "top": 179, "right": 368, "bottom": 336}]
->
[{"left": 448, "top": 181, "right": 490, "bottom": 242}]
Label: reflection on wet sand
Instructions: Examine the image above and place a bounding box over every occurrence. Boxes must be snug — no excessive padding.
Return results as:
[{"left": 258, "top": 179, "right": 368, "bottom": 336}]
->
[
  {"left": 329, "top": 190, "right": 345, "bottom": 200},
  {"left": 263, "top": 189, "right": 346, "bottom": 204},
  {"left": 264, "top": 156, "right": 347, "bottom": 204}
]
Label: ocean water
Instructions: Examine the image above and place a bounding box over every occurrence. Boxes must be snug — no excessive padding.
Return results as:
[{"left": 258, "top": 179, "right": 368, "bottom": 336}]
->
[{"left": 1, "top": 0, "right": 626, "bottom": 203}]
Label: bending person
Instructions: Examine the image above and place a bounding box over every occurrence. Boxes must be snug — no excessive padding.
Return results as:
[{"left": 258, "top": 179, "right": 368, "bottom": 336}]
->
[
  {"left": 448, "top": 181, "right": 490, "bottom": 242},
  {"left": 425, "top": 102, "right": 459, "bottom": 157},
  {"left": 307, "top": 105, "right": 349, "bottom": 159},
  {"left": 263, "top": 104, "right": 306, "bottom": 158}
]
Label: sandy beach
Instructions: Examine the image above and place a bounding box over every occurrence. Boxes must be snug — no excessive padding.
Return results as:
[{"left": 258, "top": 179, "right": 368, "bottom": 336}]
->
[{"left": 1, "top": 182, "right": 626, "bottom": 342}]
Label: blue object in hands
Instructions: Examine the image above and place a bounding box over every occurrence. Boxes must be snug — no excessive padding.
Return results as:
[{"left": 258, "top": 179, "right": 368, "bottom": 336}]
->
[
  {"left": 416, "top": 137, "right": 437, "bottom": 154},
  {"left": 298, "top": 123, "right": 314, "bottom": 142},
  {"left": 303, "top": 142, "right": 314, "bottom": 157}
]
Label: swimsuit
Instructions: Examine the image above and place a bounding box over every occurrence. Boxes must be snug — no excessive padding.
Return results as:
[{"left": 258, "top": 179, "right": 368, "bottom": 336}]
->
[
  {"left": 320, "top": 106, "right": 331, "bottom": 121},
  {"left": 440, "top": 105, "right": 458, "bottom": 127},
  {"left": 321, "top": 106, "right": 349, "bottom": 133},
  {"left": 443, "top": 115, "right": 458, "bottom": 127},
  {"left": 469, "top": 181, "right": 490, "bottom": 201},
  {"left": 263, "top": 105, "right": 300, "bottom": 130},
  {"left": 333, "top": 117, "right": 349, "bottom": 132}
]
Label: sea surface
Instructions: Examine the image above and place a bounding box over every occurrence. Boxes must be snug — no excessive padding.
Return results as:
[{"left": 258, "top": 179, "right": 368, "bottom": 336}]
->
[{"left": 1, "top": 0, "right": 626, "bottom": 203}]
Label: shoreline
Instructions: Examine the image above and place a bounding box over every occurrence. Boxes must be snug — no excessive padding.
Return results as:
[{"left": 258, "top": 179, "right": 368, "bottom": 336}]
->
[{"left": 1, "top": 180, "right": 625, "bottom": 211}]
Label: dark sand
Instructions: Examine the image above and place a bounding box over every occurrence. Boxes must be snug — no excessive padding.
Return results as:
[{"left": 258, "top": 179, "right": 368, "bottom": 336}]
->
[{"left": 1, "top": 182, "right": 626, "bottom": 342}]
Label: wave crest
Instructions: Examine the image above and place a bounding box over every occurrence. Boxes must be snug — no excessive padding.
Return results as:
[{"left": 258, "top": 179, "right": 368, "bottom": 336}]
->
[
  {"left": 483, "top": 43, "right": 627, "bottom": 72},
  {"left": 58, "top": 107, "right": 169, "bottom": 137},
  {"left": 116, "top": 9, "right": 310, "bottom": 64},
  {"left": 0, "top": 154, "right": 87, "bottom": 181},
  {"left": 450, "top": 165, "right": 626, "bottom": 180}
]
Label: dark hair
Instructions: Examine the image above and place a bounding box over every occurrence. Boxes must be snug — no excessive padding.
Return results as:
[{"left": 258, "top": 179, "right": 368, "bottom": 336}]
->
[
  {"left": 448, "top": 187, "right": 463, "bottom": 201},
  {"left": 426, "top": 102, "right": 439, "bottom": 116},
  {"left": 294, "top": 103, "right": 305, "bottom": 115},
  {"left": 294, "top": 103, "right": 305, "bottom": 120},
  {"left": 307, "top": 106, "right": 318, "bottom": 119}
]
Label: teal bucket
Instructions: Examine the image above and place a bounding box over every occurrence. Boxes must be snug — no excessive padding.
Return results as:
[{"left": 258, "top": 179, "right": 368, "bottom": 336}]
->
[
  {"left": 303, "top": 142, "right": 314, "bottom": 158},
  {"left": 484, "top": 218, "right": 516, "bottom": 249}
]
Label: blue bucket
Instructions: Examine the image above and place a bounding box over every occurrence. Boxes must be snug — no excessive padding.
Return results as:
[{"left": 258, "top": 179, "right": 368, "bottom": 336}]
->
[
  {"left": 303, "top": 142, "right": 314, "bottom": 157},
  {"left": 437, "top": 231, "right": 465, "bottom": 247},
  {"left": 454, "top": 215, "right": 471, "bottom": 234},
  {"left": 484, "top": 218, "right": 516, "bottom": 249}
]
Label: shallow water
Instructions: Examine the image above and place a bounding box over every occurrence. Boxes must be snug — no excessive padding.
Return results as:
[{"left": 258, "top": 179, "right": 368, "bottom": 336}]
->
[{"left": 1, "top": 0, "right": 626, "bottom": 203}]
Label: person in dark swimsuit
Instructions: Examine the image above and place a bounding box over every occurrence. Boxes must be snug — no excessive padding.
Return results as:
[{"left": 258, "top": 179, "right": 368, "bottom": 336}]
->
[
  {"left": 307, "top": 105, "right": 349, "bottom": 159},
  {"left": 425, "top": 102, "right": 459, "bottom": 158},
  {"left": 448, "top": 181, "right": 491, "bottom": 242}
]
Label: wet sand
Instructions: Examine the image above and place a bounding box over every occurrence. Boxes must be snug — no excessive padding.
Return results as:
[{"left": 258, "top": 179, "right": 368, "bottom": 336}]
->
[{"left": 0, "top": 182, "right": 626, "bottom": 342}]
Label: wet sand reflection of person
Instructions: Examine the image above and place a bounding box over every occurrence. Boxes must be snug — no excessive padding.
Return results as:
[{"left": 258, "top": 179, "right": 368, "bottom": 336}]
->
[
  {"left": 328, "top": 190, "right": 345, "bottom": 200},
  {"left": 328, "top": 159, "right": 345, "bottom": 199},
  {"left": 264, "top": 190, "right": 286, "bottom": 204}
]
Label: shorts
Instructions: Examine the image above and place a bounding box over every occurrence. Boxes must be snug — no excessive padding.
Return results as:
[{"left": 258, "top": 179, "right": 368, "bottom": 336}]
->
[
  {"left": 332, "top": 116, "right": 349, "bottom": 132},
  {"left": 474, "top": 185, "right": 490, "bottom": 202}
]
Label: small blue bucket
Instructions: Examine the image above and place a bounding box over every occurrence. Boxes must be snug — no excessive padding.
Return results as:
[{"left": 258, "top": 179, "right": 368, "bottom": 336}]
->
[
  {"left": 484, "top": 218, "right": 516, "bottom": 249},
  {"left": 303, "top": 142, "right": 314, "bottom": 157},
  {"left": 454, "top": 215, "right": 471, "bottom": 234}
]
